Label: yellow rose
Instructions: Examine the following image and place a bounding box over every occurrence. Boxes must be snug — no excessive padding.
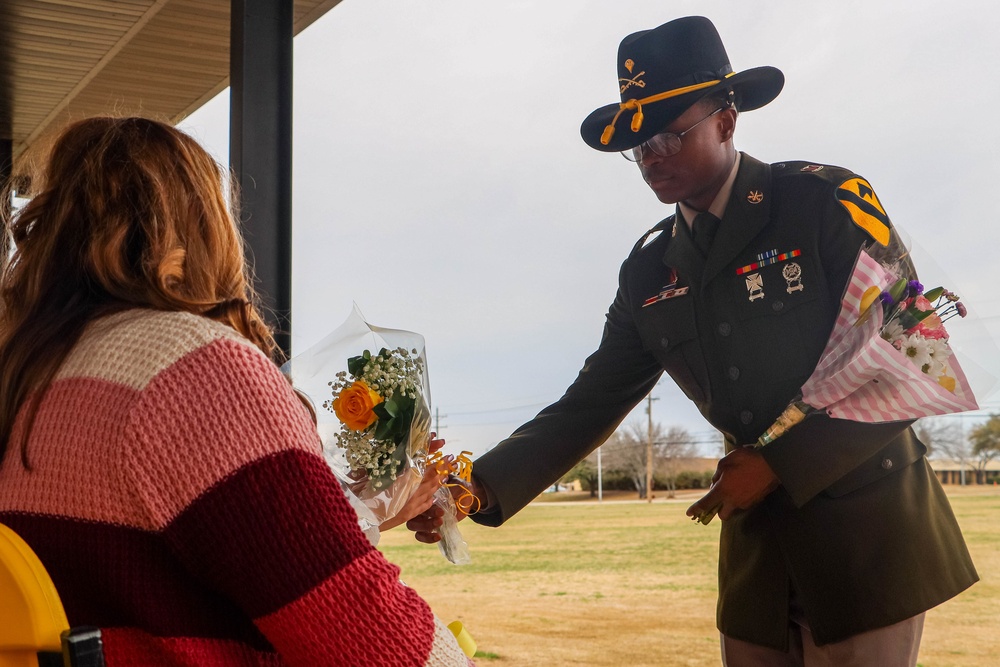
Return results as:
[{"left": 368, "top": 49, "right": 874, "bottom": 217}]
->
[{"left": 332, "top": 380, "right": 383, "bottom": 431}]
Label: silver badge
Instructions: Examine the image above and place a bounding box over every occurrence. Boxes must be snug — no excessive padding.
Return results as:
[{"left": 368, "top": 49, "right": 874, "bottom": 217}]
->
[
  {"left": 783, "top": 262, "right": 804, "bottom": 293},
  {"left": 746, "top": 273, "right": 765, "bottom": 301}
]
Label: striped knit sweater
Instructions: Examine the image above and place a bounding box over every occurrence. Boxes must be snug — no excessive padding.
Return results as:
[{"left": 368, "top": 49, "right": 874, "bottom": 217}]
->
[{"left": 0, "top": 309, "right": 472, "bottom": 667}]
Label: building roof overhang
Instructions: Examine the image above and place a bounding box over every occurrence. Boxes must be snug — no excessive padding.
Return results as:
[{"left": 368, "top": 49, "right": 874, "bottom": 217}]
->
[{"left": 0, "top": 0, "right": 342, "bottom": 176}]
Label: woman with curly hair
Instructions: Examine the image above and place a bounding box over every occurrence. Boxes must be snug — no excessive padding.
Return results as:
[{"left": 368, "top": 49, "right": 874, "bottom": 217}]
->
[{"left": 0, "top": 116, "right": 471, "bottom": 667}]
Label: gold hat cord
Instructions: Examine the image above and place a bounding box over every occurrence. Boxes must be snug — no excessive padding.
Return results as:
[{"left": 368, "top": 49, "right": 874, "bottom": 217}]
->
[{"left": 600, "top": 73, "right": 735, "bottom": 145}]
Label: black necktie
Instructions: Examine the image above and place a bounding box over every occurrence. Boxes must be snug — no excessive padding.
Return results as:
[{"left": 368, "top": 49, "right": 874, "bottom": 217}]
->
[{"left": 691, "top": 212, "right": 720, "bottom": 256}]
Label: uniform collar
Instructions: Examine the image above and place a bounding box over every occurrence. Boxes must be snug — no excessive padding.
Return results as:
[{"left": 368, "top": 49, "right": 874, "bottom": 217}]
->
[
  {"left": 664, "top": 153, "right": 772, "bottom": 286},
  {"left": 678, "top": 151, "right": 741, "bottom": 228}
]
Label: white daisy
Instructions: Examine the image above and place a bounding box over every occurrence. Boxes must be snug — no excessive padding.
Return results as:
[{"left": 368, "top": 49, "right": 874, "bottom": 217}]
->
[
  {"left": 927, "top": 338, "right": 952, "bottom": 362},
  {"left": 881, "top": 319, "right": 906, "bottom": 343},
  {"left": 899, "top": 333, "right": 933, "bottom": 370}
]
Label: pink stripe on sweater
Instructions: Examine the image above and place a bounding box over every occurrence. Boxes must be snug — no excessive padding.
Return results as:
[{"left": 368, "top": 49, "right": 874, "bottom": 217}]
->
[
  {"left": 123, "top": 337, "right": 323, "bottom": 529},
  {"left": 0, "top": 377, "right": 145, "bottom": 525}
]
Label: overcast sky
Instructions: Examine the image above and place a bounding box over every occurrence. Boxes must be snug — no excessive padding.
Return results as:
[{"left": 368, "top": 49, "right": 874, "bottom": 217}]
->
[{"left": 179, "top": 0, "right": 1000, "bottom": 457}]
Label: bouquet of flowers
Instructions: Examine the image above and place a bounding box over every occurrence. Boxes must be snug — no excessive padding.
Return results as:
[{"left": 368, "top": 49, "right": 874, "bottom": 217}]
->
[
  {"left": 693, "top": 232, "right": 980, "bottom": 524},
  {"left": 326, "top": 346, "right": 427, "bottom": 492},
  {"left": 283, "top": 305, "right": 474, "bottom": 564}
]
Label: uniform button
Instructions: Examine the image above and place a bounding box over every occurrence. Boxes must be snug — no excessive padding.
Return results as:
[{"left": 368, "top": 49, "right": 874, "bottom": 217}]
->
[
  {"left": 717, "top": 322, "right": 732, "bottom": 337},
  {"left": 728, "top": 366, "right": 740, "bottom": 381},
  {"left": 740, "top": 410, "right": 754, "bottom": 425},
  {"left": 660, "top": 337, "right": 670, "bottom": 348},
  {"left": 772, "top": 300, "right": 784, "bottom": 312},
  {"left": 881, "top": 458, "right": 894, "bottom": 470}
]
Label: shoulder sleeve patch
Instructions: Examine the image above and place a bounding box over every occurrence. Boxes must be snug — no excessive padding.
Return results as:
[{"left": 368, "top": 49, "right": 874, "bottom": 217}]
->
[{"left": 835, "top": 177, "right": 891, "bottom": 246}]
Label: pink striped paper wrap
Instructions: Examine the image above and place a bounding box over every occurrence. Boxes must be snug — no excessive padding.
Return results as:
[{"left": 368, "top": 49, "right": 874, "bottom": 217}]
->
[{"left": 799, "top": 250, "right": 978, "bottom": 421}]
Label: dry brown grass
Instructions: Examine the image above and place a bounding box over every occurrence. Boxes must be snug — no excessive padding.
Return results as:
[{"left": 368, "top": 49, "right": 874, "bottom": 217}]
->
[{"left": 379, "top": 485, "right": 999, "bottom": 666}]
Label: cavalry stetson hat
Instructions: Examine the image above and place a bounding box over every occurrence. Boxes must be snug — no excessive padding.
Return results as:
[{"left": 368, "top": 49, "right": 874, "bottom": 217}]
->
[{"left": 581, "top": 16, "right": 784, "bottom": 152}]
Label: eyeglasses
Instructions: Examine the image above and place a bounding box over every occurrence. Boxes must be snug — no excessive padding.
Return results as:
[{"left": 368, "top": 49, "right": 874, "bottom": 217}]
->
[{"left": 621, "top": 107, "right": 725, "bottom": 162}]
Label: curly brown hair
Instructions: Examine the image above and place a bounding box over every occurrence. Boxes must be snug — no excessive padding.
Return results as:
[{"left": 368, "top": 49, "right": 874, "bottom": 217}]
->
[{"left": 0, "top": 116, "right": 278, "bottom": 465}]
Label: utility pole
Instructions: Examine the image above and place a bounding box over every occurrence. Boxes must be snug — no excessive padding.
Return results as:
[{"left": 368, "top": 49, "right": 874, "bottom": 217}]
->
[
  {"left": 597, "top": 445, "right": 603, "bottom": 502},
  {"left": 960, "top": 419, "right": 966, "bottom": 486},
  {"left": 646, "top": 393, "right": 659, "bottom": 503},
  {"left": 434, "top": 407, "right": 447, "bottom": 436}
]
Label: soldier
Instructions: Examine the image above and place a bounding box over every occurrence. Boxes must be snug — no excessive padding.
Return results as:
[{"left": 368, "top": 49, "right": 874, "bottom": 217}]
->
[{"left": 409, "top": 15, "right": 976, "bottom": 666}]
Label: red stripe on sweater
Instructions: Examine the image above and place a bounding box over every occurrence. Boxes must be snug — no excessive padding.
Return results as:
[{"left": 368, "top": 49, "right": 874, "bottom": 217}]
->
[
  {"left": 100, "top": 627, "right": 283, "bottom": 667},
  {"left": 255, "top": 550, "right": 436, "bottom": 667},
  {"left": 0, "top": 511, "right": 271, "bottom": 649},
  {"left": 163, "top": 449, "right": 376, "bottom": 618}
]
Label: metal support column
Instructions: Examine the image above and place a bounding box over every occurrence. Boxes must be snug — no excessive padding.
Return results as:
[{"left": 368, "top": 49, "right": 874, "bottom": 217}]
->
[
  {"left": 1, "top": 139, "right": 12, "bottom": 261},
  {"left": 1, "top": 140, "right": 11, "bottom": 194},
  {"left": 230, "top": 0, "right": 293, "bottom": 359}
]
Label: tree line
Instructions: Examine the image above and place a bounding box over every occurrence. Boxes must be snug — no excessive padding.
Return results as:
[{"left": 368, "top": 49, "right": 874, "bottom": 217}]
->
[
  {"left": 559, "top": 413, "right": 1000, "bottom": 496},
  {"left": 915, "top": 413, "right": 1000, "bottom": 483},
  {"left": 560, "top": 422, "right": 721, "bottom": 499}
]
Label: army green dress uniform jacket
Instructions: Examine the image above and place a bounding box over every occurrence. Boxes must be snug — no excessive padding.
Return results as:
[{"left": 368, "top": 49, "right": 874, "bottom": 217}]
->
[{"left": 471, "top": 153, "right": 977, "bottom": 650}]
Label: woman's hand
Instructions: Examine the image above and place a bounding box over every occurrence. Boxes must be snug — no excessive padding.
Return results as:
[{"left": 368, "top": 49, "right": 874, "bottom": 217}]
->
[
  {"left": 405, "top": 474, "right": 484, "bottom": 543},
  {"left": 378, "top": 433, "right": 448, "bottom": 531}
]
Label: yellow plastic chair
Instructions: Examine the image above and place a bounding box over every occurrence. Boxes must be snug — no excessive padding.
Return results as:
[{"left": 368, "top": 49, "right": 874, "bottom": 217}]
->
[{"left": 0, "top": 523, "right": 104, "bottom": 667}]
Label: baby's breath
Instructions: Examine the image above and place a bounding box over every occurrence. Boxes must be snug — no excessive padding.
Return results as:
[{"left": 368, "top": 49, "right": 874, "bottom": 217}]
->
[{"left": 324, "top": 347, "right": 425, "bottom": 483}]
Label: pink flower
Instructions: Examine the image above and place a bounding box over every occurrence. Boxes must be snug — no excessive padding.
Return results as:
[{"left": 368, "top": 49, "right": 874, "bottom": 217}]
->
[
  {"left": 913, "top": 321, "right": 948, "bottom": 340},
  {"left": 922, "top": 313, "right": 943, "bottom": 330},
  {"left": 914, "top": 295, "right": 933, "bottom": 312}
]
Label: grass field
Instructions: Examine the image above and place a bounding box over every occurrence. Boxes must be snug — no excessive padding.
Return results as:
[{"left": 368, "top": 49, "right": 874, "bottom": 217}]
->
[{"left": 379, "top": 485, "right": 1000, "bottom": 666}]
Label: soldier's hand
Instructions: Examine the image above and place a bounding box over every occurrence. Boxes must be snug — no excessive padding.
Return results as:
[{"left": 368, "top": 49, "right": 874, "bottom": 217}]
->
[
  {"left": 406, "top": 502, "right": 446, "bottom": 544},
  {"left": 686, "top": 446, "right": 779, "bottom": 522},
  {"left": 406, "top": 474, "right": 484, "bottom": 544}
]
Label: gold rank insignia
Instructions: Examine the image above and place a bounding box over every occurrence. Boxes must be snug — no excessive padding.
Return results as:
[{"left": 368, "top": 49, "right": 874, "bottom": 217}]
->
[{"left": 836, "top": 177, "right": 891, "bottom": 246}]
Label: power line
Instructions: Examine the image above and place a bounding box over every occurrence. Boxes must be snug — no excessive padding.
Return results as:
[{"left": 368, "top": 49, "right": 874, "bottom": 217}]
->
[{"left": 444, "top": 400, "right": 553, "bottom": 416}]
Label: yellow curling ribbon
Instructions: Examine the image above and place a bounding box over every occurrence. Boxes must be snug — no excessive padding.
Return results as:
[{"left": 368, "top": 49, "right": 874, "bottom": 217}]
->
[
  {"left": 600, "top": 73, "right": 735, "bottom": 145},
  {"left": 426, "top": 450, "right": 481, "bottom": 515},
  {"left": 427, "top": 451, "right": 450, "bottom": 475},
  {"left": 451, "top": 451, "right": 474, "bottom": 483},
  {"left": 447, "top": 620, "right": 477, "bottom": 658}
]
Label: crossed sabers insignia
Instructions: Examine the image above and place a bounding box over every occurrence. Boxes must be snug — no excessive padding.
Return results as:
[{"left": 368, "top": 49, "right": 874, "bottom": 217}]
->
[{"left": 619, "top": 72, "right": 646, "bottom": 94}]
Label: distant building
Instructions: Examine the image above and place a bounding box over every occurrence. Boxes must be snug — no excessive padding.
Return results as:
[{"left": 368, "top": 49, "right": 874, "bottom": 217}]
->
[
  {"left": 928, "top": 458, "right": 1000, "bottom": 485},
  {"left": 546, "top": 479, "right": 583, "bottom": 493},
  {"left": 675, "top": 457, "right": 721, "bottom": 474}
]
